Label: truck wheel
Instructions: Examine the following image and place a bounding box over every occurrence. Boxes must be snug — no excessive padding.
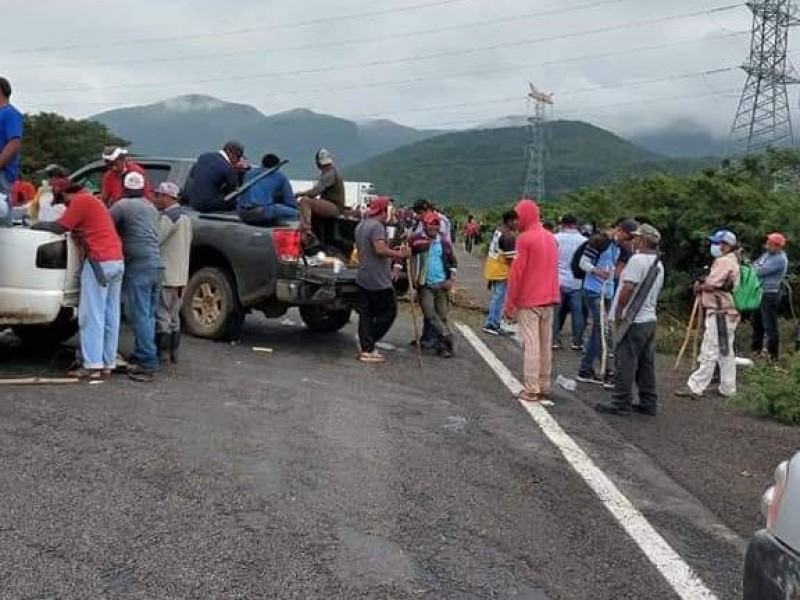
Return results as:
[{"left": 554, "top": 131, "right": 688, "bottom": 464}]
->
[
  {"left": 182, "top": 267, "right": 244, "bottom": 340},
  {"left": 299, "top": 306, "right": 351, "bottom": 333},
  {"left": 12, "top": 309, "right": 78, "bottom": 349}
]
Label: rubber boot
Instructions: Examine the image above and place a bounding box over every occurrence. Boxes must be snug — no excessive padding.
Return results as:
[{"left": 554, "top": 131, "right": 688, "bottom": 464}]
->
[
  {"left": 156, "top": 333, "right": 169, "bottom": 364},
  {"left": 170, "top": 332, "right": 180, "bottom": 364}
]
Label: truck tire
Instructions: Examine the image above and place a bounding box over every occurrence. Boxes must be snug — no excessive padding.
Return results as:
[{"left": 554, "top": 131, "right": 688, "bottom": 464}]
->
[
  {"left": 299, "top": 305, "right": 351, "bottom": 333},
  {"left": 182, "top": 267, "right": 244, "bottom": 340},
  {"left": 12, "top": 309, "right": 78, "bottom": 349}
]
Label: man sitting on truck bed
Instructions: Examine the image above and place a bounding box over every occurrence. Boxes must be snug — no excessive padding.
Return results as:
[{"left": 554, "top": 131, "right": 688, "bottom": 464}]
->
[
  {"left": 295, "top": 148, "right": 346, "bottom": 250},
  {"left": 183, "top": 141, "right": 245, "bottom": 213},
  {"left": 237, "top": 153, "right": 299, "bottom": 226}
]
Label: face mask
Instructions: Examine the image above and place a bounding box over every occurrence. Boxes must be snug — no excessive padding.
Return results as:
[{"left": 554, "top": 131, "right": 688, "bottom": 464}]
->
[{"left": 710, "top": 244, "right": 723, "bottom": 258}]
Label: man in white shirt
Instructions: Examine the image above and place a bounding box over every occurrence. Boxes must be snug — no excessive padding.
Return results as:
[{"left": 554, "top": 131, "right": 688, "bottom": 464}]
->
[
  {"left": 596, "top": 224, "right": 664, "bottom": 416},
  {"left": 552, "top": 214, "right": 587, "bottom": 350}
]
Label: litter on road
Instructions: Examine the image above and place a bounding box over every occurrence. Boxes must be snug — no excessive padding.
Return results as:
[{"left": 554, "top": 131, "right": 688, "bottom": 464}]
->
[{"left": 252, "top": 347, "right": 274, "bottom": 354}]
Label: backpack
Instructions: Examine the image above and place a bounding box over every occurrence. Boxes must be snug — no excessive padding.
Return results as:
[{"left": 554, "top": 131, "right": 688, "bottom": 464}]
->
[
  {"left": 733, "top": 264, "right": 763, "bottom": 312},
  {"left": 570, "top": 234, "right": 612, "bottom": 280}
]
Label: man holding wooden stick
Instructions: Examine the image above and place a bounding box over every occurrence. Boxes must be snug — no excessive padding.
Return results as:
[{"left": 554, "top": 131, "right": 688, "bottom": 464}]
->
[
  {"left": 676, "top": 230, "right": 741, "bottom": 399},
  {"left": 596, "top": 224, "right": 664, "bottom": 416}
]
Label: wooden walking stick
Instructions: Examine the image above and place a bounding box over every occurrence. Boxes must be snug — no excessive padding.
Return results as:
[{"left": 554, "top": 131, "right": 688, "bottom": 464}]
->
[
  {"left": 692, "top": 306, "right": 703, "bottom": 364},
  {"left": 599, "top": 280, "right": 609, "bottom": 377},
  {"left": 674, "top": 296, "right": 700, "bottom": 370},
  {"left": 405, "top": 251, "right": 424, "bottom": 369}
]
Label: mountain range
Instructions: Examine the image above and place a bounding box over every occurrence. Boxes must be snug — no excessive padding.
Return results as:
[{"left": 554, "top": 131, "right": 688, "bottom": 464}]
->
[
  {"left": 90, "top": 95, "right": 721, "bottom": 206},
  {"left": 91, "top": 95, "right": 443, "bottom": 178}
]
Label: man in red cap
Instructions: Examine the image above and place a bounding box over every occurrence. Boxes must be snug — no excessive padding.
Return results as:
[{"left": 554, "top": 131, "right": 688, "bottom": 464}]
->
[
  {"left": 752, "top": 232, "right": 789, "bottom": 361},
  {"left": 32, "top": 178, "right": 125, "bottom": 379},
  {"left": 409, "top": 212, "right": 458, "bottom": 357},
  {"left": 354, "top": 196, "right": 410, "bottom": 363}
]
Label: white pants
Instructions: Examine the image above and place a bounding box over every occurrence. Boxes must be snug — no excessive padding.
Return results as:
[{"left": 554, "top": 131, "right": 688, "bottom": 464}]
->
[{"left": 688, "top": 312, "right": 739, "bottom": 397}]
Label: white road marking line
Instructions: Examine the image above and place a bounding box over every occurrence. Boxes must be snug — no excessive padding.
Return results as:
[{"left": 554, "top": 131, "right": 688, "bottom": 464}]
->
[{"left": 456, "top": 323, "right": 718, "bottom": 600}]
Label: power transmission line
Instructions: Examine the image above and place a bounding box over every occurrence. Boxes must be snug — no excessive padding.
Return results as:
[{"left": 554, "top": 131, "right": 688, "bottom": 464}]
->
[
  {"left": 12, "top": 0, "right": 633, "bottom": 71},
  {"left": 29, "top": 6, "right": 746, "bottom": 96},
  {"left": 2, "top": 0, "right": 477, "bottom": 55}
]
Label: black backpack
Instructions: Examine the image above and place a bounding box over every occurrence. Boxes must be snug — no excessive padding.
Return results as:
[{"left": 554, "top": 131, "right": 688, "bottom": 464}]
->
[{"left": 570, "top": 234, "right": 611, "bottom": 280}]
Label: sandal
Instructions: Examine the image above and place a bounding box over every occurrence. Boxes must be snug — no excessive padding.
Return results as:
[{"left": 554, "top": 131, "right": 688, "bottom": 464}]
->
[
  {"left": 516, "top": 391, "right": 542, "bottom": 403},
  {"left": 68, "top": 368, "right": 103, "bottom": 381}
]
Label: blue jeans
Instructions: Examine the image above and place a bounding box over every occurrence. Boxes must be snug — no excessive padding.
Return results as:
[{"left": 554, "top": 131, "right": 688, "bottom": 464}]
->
[
  {"left": 553, "top": 286, "right": 586, "bottom": 345},
  {"left": 239, "top": 203, "right": 300, "bottom": 225},
  {"left": 580, "top": 291, "right": 609, "bottom": 374},
  {"left": 79, "top": 260, "right": 125, "bottom": 369},
  {"left": 123, "top": 268, "right": 162, "bottom": 372},
  {"left": 484, "top": 280, "right": 508, "bottom": 329}
]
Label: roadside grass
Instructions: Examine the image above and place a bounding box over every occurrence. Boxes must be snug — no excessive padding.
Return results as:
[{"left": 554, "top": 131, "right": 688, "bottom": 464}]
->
[{"left": 733, "top": 353, "right": 800, "bottom": 426}]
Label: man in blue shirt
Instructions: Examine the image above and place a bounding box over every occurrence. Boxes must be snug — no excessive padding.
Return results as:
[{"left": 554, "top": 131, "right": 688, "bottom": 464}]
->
[
  {"left": 752, "top": 232, "right": 789, "bottom": 360},
  {"left": 237, "top": 154, "right": 299, "bottom": 225},
  {"left": 0, "top": 77, "right": 23, "bottom": 227},
  {"left": 184, "top": 141, "right": 244, "bottom": 213},
  {"left": 577, "top": 230, "right": 622, "bottom": 384},
  {"left": 410, "top": 213, "right": 458, "bottom": 358}
]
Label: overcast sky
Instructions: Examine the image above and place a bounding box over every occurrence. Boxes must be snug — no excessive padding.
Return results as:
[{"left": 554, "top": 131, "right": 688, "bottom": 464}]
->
[{"left": 1, "top": 0, "right": 792, "bottom": 136}]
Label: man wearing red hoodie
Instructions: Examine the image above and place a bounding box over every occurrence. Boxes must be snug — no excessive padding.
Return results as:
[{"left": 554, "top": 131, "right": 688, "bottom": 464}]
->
[{"left": 504, "top": 199, "right": 560, "bottom": 401}]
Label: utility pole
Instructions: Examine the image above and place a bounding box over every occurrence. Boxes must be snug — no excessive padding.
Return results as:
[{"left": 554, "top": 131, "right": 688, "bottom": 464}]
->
[
  {"left": 523, "top": 84, "right": 554, "bottom": 201},
  {"left": 729, "top": 0, "right": 800, "bottom": 155}
]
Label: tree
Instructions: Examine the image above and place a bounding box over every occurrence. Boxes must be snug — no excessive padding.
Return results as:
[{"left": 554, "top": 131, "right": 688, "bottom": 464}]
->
[{"left": 20, "top": 113, "right": 127, "bottom": 178}]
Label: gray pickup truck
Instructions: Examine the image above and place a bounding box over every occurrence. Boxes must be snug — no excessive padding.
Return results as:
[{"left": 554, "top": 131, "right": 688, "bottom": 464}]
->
[{"left": 71, "top": 158, "right": 393, "bottom": 340}]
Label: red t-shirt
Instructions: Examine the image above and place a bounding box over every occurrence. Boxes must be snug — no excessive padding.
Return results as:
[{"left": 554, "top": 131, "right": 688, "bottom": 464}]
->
[
  {"left": 58, "top": 191, "right": 124, "bottom": 262},
  {"left": 100, "top": 161, "right": 152, "bottom": 205},
  {"left": 11, "top": 180, "right": 36, "bottom": 206}
]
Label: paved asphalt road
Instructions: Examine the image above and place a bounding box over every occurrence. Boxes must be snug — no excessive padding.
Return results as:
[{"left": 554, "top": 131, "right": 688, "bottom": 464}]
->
[{"left": 0, "top": 307, "right": 748, "bottom": 599}]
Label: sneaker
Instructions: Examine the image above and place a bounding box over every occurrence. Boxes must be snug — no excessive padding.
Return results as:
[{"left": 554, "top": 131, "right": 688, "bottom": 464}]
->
[
  {"left": 482, "top": 324, "right": 501, "bottom": 336},
  {"left": 570, "top": 343, "right": 584, "bottom": 351},
  {"left": 576, "top": 370, "right": 603, "bottom": 384},
  {"left": 358, "top": 350, "right": 386, "bottom": 364},
  {"left": 602, "top": 374, "right": 615, "bottom": 390},
  {"left": 633, "top": 404, "right": 657, "bottom": 416},
  {"left": 552, "top": 342, "right": 563, "bottom": 350}
]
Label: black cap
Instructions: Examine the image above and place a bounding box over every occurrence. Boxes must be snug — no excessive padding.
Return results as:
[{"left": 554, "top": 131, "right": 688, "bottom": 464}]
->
[
  {"left": 618, "top": 218, "right": 639, "bottom": 235},
  {"left": 559, "top": 214, "right": 578, "bottom": 226}
]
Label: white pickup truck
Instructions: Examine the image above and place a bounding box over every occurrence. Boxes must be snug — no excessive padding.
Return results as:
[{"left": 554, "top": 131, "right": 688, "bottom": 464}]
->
[{"left": 0, "top": 226, "right": 81, "bottom": 346}]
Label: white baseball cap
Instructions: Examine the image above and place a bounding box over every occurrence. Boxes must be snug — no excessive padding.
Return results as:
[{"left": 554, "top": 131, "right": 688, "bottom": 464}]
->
[
  {"left": 123, "top": 171, "right": 146, "bottom": 191},
  {"left": 102, "top": 146, "right": 128, "bottom": 162}
]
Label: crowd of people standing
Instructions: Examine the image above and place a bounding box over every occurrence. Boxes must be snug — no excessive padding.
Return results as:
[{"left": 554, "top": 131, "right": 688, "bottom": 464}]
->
[{"left": 480, "top": 201, "right": 791, "bottom": 416}]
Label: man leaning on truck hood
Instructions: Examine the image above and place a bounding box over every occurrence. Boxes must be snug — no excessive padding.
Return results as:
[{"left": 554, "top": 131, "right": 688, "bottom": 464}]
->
[{"left": 32, "top": 178, "right": 125, "bottom": 380}]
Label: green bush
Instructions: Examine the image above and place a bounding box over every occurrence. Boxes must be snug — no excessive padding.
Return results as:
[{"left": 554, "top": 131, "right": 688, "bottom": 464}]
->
[{"left": 734, "top": 353, "right": 800, "bottom": 425}]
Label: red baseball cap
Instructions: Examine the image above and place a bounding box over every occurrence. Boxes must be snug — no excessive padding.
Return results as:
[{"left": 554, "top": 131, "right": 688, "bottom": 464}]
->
[
  {"left": 366, "top": 196, "right": 390, "bottom": 217},
  {"left": 50, "top": 177, "right": 82, "bottom": 196},
  {"left": 767, "top": 232, "right": 787, "bottom": 247}
]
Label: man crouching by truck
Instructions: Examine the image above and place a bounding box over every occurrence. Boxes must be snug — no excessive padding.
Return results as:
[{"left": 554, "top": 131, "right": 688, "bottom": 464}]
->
[
  {"left": 354, "top": 197, "right": 410, "bottom": 364},
  {"left": 32, "top": 179, "right": 125, "bottom": 380},
  {"left": 153, "top": 182, "right": 192, "bottom": 364}
]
